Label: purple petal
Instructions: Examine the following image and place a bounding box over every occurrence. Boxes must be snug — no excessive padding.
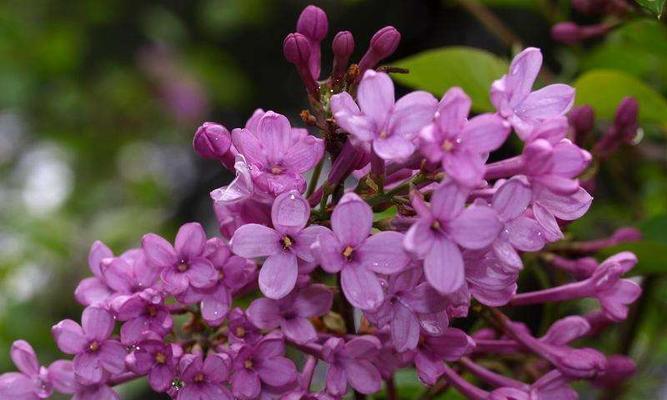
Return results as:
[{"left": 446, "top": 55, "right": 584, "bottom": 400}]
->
[
  {"left": 404, "top": 220, "right": 436, "bottom": 258},
  {"left": 149, "top": 365, "right": 174, "bottom": 392},
  {"left": 232, "top": 369, "right": 261, "bottom": 400},
  {"left": 536, "top": 187, "right": 592, "bottom": 221},
  {"left": 161, "top": 269, "right": 190, "bottom": 295},
  {"left": 231, "top": 224, "right": 280, "bottom": 258},
  {"left": 402, "top": 282, "right": 447, "bottom": 314},
  {"left": 271, "top": 190, "right": 310, "bottom": 234},
  {"left": 98, "top": 340, "right": 126, "bottom": 374},
  {"left": 443, "top": 149, "right": 485, "bottom": 188},
  {"left": 359, "top": 231, "right": 410, "bottom": 274},
  {"left": 257, "top": 111, "right": 292, "bottom": 162},
  {"left": 506, "top": 47, "right": 542, "bottom": 106},
  {"left": 344, "top": 359, "right": 381, "bottom": 394},
  {"left": 313, "top": 230, "right": 345, "bottom": 273},
  {"left": 293, "top": 225, "right": 329, "bottom": 262},
  {"left": 259, "top": 252, "right": 298, "bottom": 299},
  {"left": 175, "top": 222, "right": 206, "bottom": 260},
  {"left": 280, "top": 317, "right": 317, "bottom": 344},
  {"left": 231, "top": 128, "right": 267, "bottom": 166},
  {"left": 357, "top": 70, "right": 394, "bottom": 128},
  {"left": 340, "top": 266, "right": 384, "bottom": 310},
  {"left": 141, "top": 233, "right": 177, "bottom": 268},
  {"left": 247, "top": 298, "right": 281, "bottom": 329},
  {"left": 372, "top": 133, "right": 416, "bottom": 161},
  {"left": 75, "top": 277, "right": 112, "bottom": 307},
  {"left": 344, "top": 335, "right": 382, "bottom": 358},
  {"left": 283, "top": 135, "right": 325, "bottom": 173},
  {"left": 388, "top": 91, "right": 437, "bottom": 138},
  {"left": 82, "top": 307, "right": 114, "bottom": 341},
  {"left": 101, "top": 258, "right": 133, "bottom": 293},
  {"left": 424, "top": 237, "right": 465, "bottom": 294},
  {"left": 255, "top": 337, "right": 285, "bottom": 358},
  {"left": 47, "top": 360, "right": 77, "bottom": 394},
  {"left": 186, "top": 259, "right": 218, "bottom": 289},
  {"left": 391, "top": 302, "right": 420, "bottom": 352},
  {"left": 462, "top": 113, "right": 510, "bottom": 153},
  {"left": 211, "top": 155, "right": 253, "bottom": 205},
  {"left": 542, "top": 316, "right": 590, "bottom": 346},
  {"left": 430, "top": 181, "right": 466, "bottom": 221},
  {"left": 74, "top": 352, "right": 103, "bottom": 384},
  {"left": 292, "top": 285, "right": 333, "bottom": 318},
  {"left": 492, "top": 178, "right": 532, "bottom": 221},
  {"left": 201, "top": 291, "right": 231, "bottom": 325},
  {"left": 434, "top": 87, "right": 470, "bottom": 133},
  {"left": 426, "top": 328, "right": 474, "bottom": 360},
  {"left": 0, "top": 372, "right": 38, "bottom": 400},
  {"left": 414, "top": 352, "right": 445, "bottom": 386},
  {"left": 88, "top": 240, "right": 113, "bottom": 278},
  {"left": 450, "top": 204, "right": 502, "bottom": 249},
  {"left": 507, "top": 216, "right": 546, "bottom": 252},
  {"left": 325, "top": 365, "right": 347, "bottom": 396},
  {"left": 10, "top": 340, "right": 39, "bottom": 377},
  {"left": 551, "top": 140, "right": 590, "bottom": 178},
  {"left": 203, "top": 353, "right": 230, "bottom": 383},
  {"left": 330, "top": 92, "right": 375, "bottom": 143},
  {"left": 52, "top": 320, "right": 87, "bottom": 355},
  {"left": 517, "top": 83, "right": 575, "bottom": 119},
  {"left": 532, "top": 203, "right": 563, "bottom": 242},
  {"left": 331, "top": 194, "right": 372, "bottom": 246}
]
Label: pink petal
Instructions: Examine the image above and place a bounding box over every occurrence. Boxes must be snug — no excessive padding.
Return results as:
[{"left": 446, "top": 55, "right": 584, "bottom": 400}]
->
[
  {"left": 535, "top": 187, "right": 592, "bottom": 221},
  {"left": 359, "top": 231, "right": 411, "bottom": 274},
  {"left": 344, "top": 359, "right": 381, "bottom": 394},
  {"left": 201, "top": 292, "right": 231, "bottom": 325},
  {"left": 232, "top": 369, "right": 261, "bottom": 399},
  {"left": 450, "top": 204, "right": 502, "bottom": 249},
  {"left": 73, "top": 352, "right": 103, "bottom": 384},
  {"left": 231, "top": 128, "right": 267, "bottom": 166},
  {"left": 331, "top": 195, "right": 372, "bottom": 246},
  {"left": 10, "top": 340, "right": 39, "bottom": 377},
  {"left": 141, "top": 233, "right": 177, "bottom": 268},
  {"left": 404, "top": 220, "right": 436, "bottom": 258},
  {"left": 271, "top": 190, "right": 310, "bottom": 234},
  {"left": 247, "top": 298, "right": 281, "bottom": 329},
  {"left": 372, "top": 134, "right": 416, "bottom": 161},
  {"left": 431, "top": 181, "right": 466, "bottom": 221},
  {"left": 259, "top": 252, "right": 298, "bottom": 299},
  {"left": 101, "top": 258, "right": 133, "bottom": 293},
  {"left": 492, "top": 178, "right": 532, "bottom": 221},
  {"left": 203, "top": 353, "right": 230, "bottom": 383},
  {"left": 551, "top": 140, "right": 591, "bottom": 178},
  {"left": 283, "top": 135, "right": 325, "bottom": 173},
  {"left": 0, "top": 372, "right": 39, "bottom": 399},
  {"left": 532, "top": 203, "right": 563, "bottom": 242},
  {"left": 98, "top": 341, "right": 127, "bottom": 374},
  {"left": 506, "top": 47, "right": 542, "bottom": 106},
  {"left": 517, "top": 83, "right": 575, "bottom": 120},
  {"left": 313, "top": 229, "right": 345, "bottom": 273},
  {"left": 293, "top": 225, "right": 329, "bottom": 262},
  {"left": 257, "top": 111, "right": 292, "bottom": 163},
  {"left": 435, "top": 87, "right": 470, "bottom": 134},
  {"left": 542, "top": 316, "right": 590, "bottom": 346},
  {"left": 149, "top": 365, "right": 174, "bottom": 392},
  {"left": 52, "top": 320, "right": 87, "bottom": 355},
  {"left": 391, "top": 302, "right": 420, "bottom": 352},
  {"left": 75, "top": 277, "right": 112, "bottom": 307},
  {"left": 507, "top": 216, "right": 546, "bottom": 251},
  {"left": 462, "top": 113, "right": 510, "bottom": 153},
  {"left": 424, "top": 237, "right": 465, "bottom": 294},
  {"left": 340, "top": 266, "right": 384, "bottom": 310},
  {"left": 175, "top": 222, "right": 206, "bottom": 260},
  {"left": 88, "top": 241, "right": 113, "bottom": 278},
  {"left": 330, "top": 92, "right": 375, "bottom": 143},
  {"left": 231, "top": 224, "right": 280, "bottom": 258},
  {"left": 82, "top": 307, "right": 114, "bottom": 341},
  {"left": 388, "top": 91, "right": 437, "bottom": 138},
  {"left": 443, "top": 149, "right": 485, "bottom": 188},
  {"left": 357, "top": 70, "right": 394, "bottom": 128}
]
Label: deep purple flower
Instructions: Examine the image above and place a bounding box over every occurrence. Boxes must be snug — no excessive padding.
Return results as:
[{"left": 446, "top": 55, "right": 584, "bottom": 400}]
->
[
  {"left": 366, "top": 268, "right": 447, "bottom": 352},
  {"left": 403, "top": 181, "right": 503, "bottom": 294},
  {"left": 419, "top": 87, "right": 510, "bottom": 187},
  {"left": 52, "top": 307, "right": 126, "bottom": 384},
  {"left": 47, "top": 360, "right": 120, "bottom": 400},
  {"left": 193, "top": 122, "right": 232, "bottom": 160},
  {"left": 177, "top": 353, "right": 232, "bottom": 400},
  {"left": 142, "top": 222, "right": 218, "bottom": 296},
  {"left": 413, "top": 328, "right": 475, "bottom": 385},
  {"left": 232, "top": 190, "right": 327, "bottom": 299},
  {"left": 296, "top": 5, "right": 328, "bottom": 80},
  {"left": 313, "top": 192, "right": 411, "bottom": 310},
  {"left": 321, "top": 336, "right": 382, "bottom": 396},
  {"left": 230, "top": 336, "right": 297, "bottom": 399},
  {"left": 358, "top": 26, "right": 401, "bottom": 74},
  {"left": 227, "top": 308, "right": 262, "bottom": 345},
  {"left": 0, "top": 340, "right": 52, "bottom": 399},
  {"left": 126, "top": 338, "right": 181, "bottom": 392},
  {"left": 112, "top": 289, "right": 172, "bottom": 345},
  {"left": 491, "top": 47, "right": 575, "bottom": 139},
  {"left": 330, "top": 70, "right": 437, "bottom": 161},
  {"left": 231, "top": 111, "right": 324, "bottom": 196},
  {"left": 247, "top": 284, "right": 332, "bottom": 344}
]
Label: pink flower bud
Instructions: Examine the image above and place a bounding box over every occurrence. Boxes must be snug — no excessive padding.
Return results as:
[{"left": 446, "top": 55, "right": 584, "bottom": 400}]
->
[
  {"left": 569, "top": 105, "right": 595, "bottom": 134},
  {"left": 611, "top": 227, "right": 642, "bottom": 243},
  {"left": 192, "top": 122, "right": 231, "bottom": 159},
  {"left": 332, "top": 31, "right": 354, "bottom": 60},
  {"left": 296, "top": 5, "right": 328, "bottom": 42},
  {"left": 283, "top": 33, "right": 311, "bottom": 66},
  {"left": 358, "top": 26, "right": 401, "bottom": 74},
  {"left": 614, "top": 97, "right": 639, "bottom": 129},
  {"left": 551, "top": 22, "right": 582, "bottom": 44}
]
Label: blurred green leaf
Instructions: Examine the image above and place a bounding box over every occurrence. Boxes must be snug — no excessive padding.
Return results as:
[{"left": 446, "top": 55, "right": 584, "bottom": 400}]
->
[
  {"left": 573, "top": 70, "right": 667, "bottom": 130},
  {"left": 393, "top": 47, "right": 508, "bottom": 112},
  {"left": 601, "top": 215, "right": 667, "bottom": 274},
  {"left": 635, "top": 0, "right": 666, "bottom": 18}
]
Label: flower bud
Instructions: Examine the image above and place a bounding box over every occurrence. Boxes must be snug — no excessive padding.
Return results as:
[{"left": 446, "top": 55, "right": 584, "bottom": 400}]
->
[
  {"left": 283, "top": 33, "right": 311, "bottom": 66},
  {"left": 358, "top": 26, "right": 401, "bottom": 75},
  {"left": 593, "top": 355, "right": 636, "bottom": 388},
  {"left": 611, "top": 227, "right": 642, "bottom": 243},
  {"left": 569, "top": 105, "right": 595, "bottom": 134},
  {"left": 614, "top": 96, "right": 638, "bottom": 130},
  {"left": 296, "top": 5, "right": 328, "bottom": 42},
  {"left": 192, "top": 122, "right": 231, "bottom": 159},
  {"left": 332, "top": 31, "right": 355, "bottom": 83},
  {"left": 572, "top": 0, "right": 609, "bottom": 15},
  {"left": 551, "top": 22, "right": 582, "bottom": 44}
]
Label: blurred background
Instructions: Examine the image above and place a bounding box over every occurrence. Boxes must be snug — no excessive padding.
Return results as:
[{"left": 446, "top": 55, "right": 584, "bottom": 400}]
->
[{"left": 0, "top": 0, "right": 665, "bottom": 398}]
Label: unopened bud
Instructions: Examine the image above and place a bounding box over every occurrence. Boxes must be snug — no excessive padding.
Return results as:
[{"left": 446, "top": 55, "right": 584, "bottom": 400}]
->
[
  {"left": 551, "top": 22, "right": 582, "bottom": 44},
  {"left": 193, "top": 122, "right": 231, "bottom": 159},
  {"left": 283, "top": 33, "right": 311, "bottom": 66},
  {"left": 296, "top": 5, "right": 328, "bottom": 42},
  {"left": 572, "top": 0, "right": 609, "bottom": 15},
  {"left": 611, "top": 227, "right": 642, "bottom": 243},
  {"left": 358, "top": 26, "right": 401, "bottom": 75},
  {"left": 593, "top": 355, "right": 636, "bottom": 388},
  {"left": 332, "top": 31, "right": 355, "bottom": 83},
  {"left": 569, "top": 105, "right": 595, "bottom": 134},
  {"left": 614, "top": 97, "right": 638, "bottom": 129}
]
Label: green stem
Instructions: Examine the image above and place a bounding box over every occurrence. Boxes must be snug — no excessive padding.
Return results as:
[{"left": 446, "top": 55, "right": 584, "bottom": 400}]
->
[{"left": 307, "top": 158, "right": 324, "bottom": 198}]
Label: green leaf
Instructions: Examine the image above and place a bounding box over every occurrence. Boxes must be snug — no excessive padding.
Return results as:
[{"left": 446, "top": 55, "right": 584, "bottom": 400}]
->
[
  {"left": 393, "top": 47, "right": 508, "bottom": 112},
  {"left": 573, "top": 69, "right": 667, "bottom": 129},
  {"left": 600, "top": 215, "right": 667, "bottom": 274},
  {"left": 635, "top": 0, "right": 666, "bottom": 18}
]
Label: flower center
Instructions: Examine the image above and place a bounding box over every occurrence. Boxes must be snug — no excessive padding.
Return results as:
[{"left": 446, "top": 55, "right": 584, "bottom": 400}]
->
[
  {"left": 442, "top": 139, "right": 454, "bottom": 152},
  {"left": 194, "top": 373, "right": 205, "bottom": 383},
  {"left": 236, "top": 326, "right": 246, "bottom": 337},
  {"left": 244, "top": 359, "right": 253, "bottom": 369},
  {"left": 431, "top": 220, "right": 441, "bottom": 231},
  {"left": 281, "top": 235, "right": 293, "bottom": 249},
  {"left": 147, "top": 305, "right": 158, "bottom": 317},
  {"left": 88, "top": 341, "right": 100, "bottom": 352},
  {"left": 271, "top": 165, "right": 283, "bottom": 175},
  {"left": 379, "top": 130, "right": 389, "bottom": 139},
  {"left": 177, "top": 262, "right": 189, "bottom": 272},
  {"left": 219, "top": 270, "right": 225, "bottom": 280},
  {"left": 342, "top": 245, "right": 354, "bottom": 260},
  {"left": 155, "top": 352, "right": 167, "bottom": 364}
]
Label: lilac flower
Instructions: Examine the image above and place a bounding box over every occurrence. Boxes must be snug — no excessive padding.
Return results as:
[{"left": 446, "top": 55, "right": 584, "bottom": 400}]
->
[
  {"left": 112, "top": 289, "right": 172, "bottom": 345},
  {"left": 178, "top": 237, "right": 256, "bottom": 326},
  {"left": 227, "top": 308, "right": 262, "bottom": 344},
  {"left": 330, "top": 70, "right": 437, "bottom": 161},
  {"left": 231, "top": 111, "right": 324, "bottom": 196},
  {"left": 488, "top": 370, "right": 577, "bottom": 400},
  {"left": 232, "top": 190, "right": 327, "bottom": 299},
  {"left": 0, "top": 340, "right": 52, "bottom": 399},
  {"left": 403, "top": 181, "right": 503, "bottom": 294},
  {"left": 247, "top": 284, "right": 333, "bottom": 344},
  {"left": 522, "top": 138, "right": 592, "bottom": 195},
  {"left": 321, "top": 336, "right": 382, "bottom": 396},
  {"left": 126, "top": 337, "right": 181, "bottom": 392},
  {"left": 177, "top": 353, "right": 232, "bottom": 400},
  {"left": 413, "top": 328, "right": 475, "bottom": 385},
  {"left": 419, "top": 87, "right": 510, "bottom": 187},
  {"left": 47, "top": 360, "right": 120, "bottom": 400},
  {"left": 491, "top": 47, "right": 575, "bottom": 139},
  {"left": 193, "top": 122, "right": 232, "bottom": 160},
  {"left": 74, "top": 241, "right": 114, "bottom": 307},
  {"left": 52, "top": 307, "right": 126, "bottom": 384},
  {"left": 313, "top": 192, "right": 412, "bottom": 310},
  {"left": 230, "top": 336, "right": 297, "bottom": 399},
  {"left": 100, "top": 249, "right": 159, "bottom": 297},
  {"left": 142, "top": 222, "right": 218, "bottom": 296},
  {"left": 365, "top": 268, "right": 447, "bottom": 352},
  {"left": 296, "top": 5, "right": 328, "bottom": 80},
  {"left": 464, "top": 250, "right": 518, "bottom": 307}
]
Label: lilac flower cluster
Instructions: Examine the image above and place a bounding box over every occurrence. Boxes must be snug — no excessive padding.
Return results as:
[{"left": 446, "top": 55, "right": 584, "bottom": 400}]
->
[{"left": 1, "top": 5, "right": 643, "bottom": 400}]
